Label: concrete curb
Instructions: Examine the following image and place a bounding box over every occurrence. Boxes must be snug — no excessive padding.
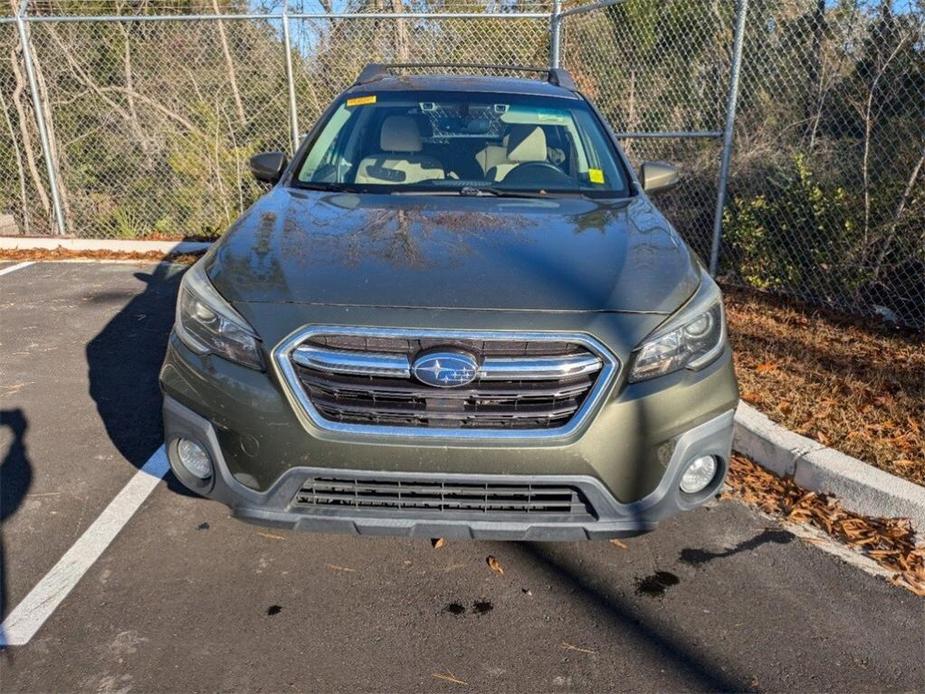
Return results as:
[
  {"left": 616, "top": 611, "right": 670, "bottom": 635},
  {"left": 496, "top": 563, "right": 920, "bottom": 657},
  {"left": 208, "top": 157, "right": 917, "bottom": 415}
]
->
[
  {"left": 734, "top": 401, "right": 925, "bottom": 532},
  {"left": 0, "top": 236, "right": 212, "bottom": 254}
]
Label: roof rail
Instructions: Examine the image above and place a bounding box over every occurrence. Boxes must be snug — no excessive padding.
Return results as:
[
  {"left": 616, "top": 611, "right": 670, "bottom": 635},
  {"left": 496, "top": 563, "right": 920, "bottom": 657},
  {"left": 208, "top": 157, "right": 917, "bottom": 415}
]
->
[{"left": 354, "top": 63, "right": 577, "bottom": 91}]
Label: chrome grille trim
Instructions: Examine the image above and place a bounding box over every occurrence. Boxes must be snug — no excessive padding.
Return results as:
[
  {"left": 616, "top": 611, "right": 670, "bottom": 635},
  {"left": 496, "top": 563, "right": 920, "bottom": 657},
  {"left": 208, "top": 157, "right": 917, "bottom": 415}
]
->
[
  {"left": 480, "top": 353, "right": 603, "bottom": 380},
  {"left": 292, "top": 344, "right": 411, "bottom": 378},
  {"left": 292, "top": 344, "right": 603, "bottom": 381},
  {"left": 273, "top": 326, "right": 620, "bottom": 442}
]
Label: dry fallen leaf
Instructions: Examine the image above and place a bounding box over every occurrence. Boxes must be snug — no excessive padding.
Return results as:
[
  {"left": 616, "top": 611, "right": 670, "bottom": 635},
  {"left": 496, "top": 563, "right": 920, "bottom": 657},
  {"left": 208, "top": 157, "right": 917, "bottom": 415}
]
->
[
  {"left": 325, "top": 563, "right": 357, "bottom": 573},
  {"left": 561, "top": 642, "right": 596, "bottom": 655},
  {"left": 609, "top": 539, "right": 628, "bottom": 550},
  {"left": 431, "top": 537, "right": 446, "bottom": 549},
  {"left": 432, "top": 672, "right": 467, "bottom": 686},
  {"left": 486, "top": 555, "right": 504, "bottom": 575},
  {"left": 754, "top": 362, "right": 778, "bottom": 374},
  {"left": 816, "top": 430, "right": 832, "bottom": 446},
  {"left": 740, "top": 390, "right": 763, "bottom": 404},
  {"left": 256, "top": 531, "right": 286, "bottom": 541}
]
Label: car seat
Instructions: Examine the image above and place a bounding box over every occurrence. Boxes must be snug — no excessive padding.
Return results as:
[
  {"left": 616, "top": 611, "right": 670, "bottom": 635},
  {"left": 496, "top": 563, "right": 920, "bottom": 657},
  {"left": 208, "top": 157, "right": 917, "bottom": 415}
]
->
[
  {"left": 486, "top": 125, "right": 547, "bottom": 182},
  {"left": 355, "top": 116, "right": 445, "bottom": 185},
  {"left": 474, "top": 134, "right": 509, "bottom": 178}
]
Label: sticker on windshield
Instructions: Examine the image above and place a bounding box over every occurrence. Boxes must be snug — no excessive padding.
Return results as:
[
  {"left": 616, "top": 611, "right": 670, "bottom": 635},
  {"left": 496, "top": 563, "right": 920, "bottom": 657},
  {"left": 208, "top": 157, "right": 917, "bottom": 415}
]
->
[
  {"left": 346, "top": 95, "right": 376, "bottom": 107},
  {"left": 589, "top": 168, "right": 605, "bottom": 184}
]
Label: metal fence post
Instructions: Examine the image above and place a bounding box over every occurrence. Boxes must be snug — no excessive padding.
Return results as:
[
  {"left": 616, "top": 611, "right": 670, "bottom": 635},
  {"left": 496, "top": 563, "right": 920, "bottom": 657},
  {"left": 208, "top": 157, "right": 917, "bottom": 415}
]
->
[
  {"left": 549, "top": 0, "right": 562, "bottom": 69},
  {"left": 15, "top": 6, "right": 67, "bottom": 235},
  {"left": 282, "top": 1, "right": 300, "bottom": 153},
  {"left": 708, "top": 0, "right": 748, "bottom": 276}
]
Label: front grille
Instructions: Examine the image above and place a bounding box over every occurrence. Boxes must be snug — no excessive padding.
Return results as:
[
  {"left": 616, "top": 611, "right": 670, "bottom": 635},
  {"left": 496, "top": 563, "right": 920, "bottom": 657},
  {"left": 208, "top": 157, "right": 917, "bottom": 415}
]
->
[
  {"left": 287, "top": 331, "right": 611, "bottom": 432},
  {"left": 292, "top": 475, "right": 596, "bottom": 520},
  {"left": 307, "top": 334, "right": 587, "bottom": 357}
]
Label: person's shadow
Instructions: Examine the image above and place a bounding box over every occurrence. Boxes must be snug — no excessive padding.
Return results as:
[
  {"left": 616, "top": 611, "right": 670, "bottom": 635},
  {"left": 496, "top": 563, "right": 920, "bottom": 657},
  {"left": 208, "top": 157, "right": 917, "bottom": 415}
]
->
[
  {"left": 85, "top": 263, "right": 191, "bottom": 495},
  {"left": 1, "top": 408, "right": 31, "bottom": 643}
]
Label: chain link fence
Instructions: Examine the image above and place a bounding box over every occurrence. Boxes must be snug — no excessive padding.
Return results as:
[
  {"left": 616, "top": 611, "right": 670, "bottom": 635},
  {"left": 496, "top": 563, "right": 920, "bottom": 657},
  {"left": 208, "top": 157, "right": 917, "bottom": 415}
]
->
[
  {"left": 1, "top": 0, "right": 923, "bottom": 329},
  {"left": 725, "top": 0, "right": 924, "bottom": 329},
  {"left": 558, "top": 0, "right": 734, "bottom": 264}
]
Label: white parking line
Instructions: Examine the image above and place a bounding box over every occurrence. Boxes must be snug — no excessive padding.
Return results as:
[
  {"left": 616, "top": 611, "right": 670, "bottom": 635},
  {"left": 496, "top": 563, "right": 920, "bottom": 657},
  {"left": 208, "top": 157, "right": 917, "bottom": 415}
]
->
[
  {"left": 0, "top": 261, "right": 35, "bottom": 277},
  {"left": 0, "top": 447, "right": 169, "bottom": 647}
]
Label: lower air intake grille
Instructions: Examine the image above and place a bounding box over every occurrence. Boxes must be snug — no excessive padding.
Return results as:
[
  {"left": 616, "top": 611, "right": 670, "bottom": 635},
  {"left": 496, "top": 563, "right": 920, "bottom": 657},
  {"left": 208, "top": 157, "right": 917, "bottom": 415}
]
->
[{"left": 292, "top": 476, "right": 596, "bottom": 520}]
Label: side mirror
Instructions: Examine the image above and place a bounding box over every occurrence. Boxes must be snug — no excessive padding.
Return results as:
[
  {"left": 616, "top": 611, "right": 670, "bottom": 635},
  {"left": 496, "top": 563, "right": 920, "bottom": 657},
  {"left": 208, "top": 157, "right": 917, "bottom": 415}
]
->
[
  {"left": 640, "top": 161, "right": 680, "bottom": 195},
  {"left": 249, "top": 151, "right": 288, "bottom": 184}
]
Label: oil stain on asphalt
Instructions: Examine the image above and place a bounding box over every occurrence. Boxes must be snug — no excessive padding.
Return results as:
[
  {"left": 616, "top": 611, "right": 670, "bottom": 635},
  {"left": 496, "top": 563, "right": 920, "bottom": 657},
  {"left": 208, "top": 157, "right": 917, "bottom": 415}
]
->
[
  {"left": 266, "top": 605, "right": 283, "bottom": 616},
  {"left": 634, "top": 571, "right": 680, "bottom": 598},
  {"left": 444, "top": 602, "right": 466, "bottom": 616},
  {"left": 443, "top": 600, "right": 494, "bottom": 616},
  {"left": 471, "top": 600, "right": 494, "bottom": 615}
]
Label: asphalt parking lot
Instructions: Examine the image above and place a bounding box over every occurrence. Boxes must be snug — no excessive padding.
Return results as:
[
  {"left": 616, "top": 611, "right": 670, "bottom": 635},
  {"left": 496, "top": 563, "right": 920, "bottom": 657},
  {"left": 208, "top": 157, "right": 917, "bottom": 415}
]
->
[{"left": 1, "top": 260, "right": 923, "bottom": 692}]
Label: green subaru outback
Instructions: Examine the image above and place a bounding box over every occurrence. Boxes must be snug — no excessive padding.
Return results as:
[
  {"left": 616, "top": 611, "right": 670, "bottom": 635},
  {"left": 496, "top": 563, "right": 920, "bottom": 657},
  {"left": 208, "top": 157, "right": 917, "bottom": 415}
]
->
[{"left": 159, "top": 64, "right": 739, "bottom": 540}]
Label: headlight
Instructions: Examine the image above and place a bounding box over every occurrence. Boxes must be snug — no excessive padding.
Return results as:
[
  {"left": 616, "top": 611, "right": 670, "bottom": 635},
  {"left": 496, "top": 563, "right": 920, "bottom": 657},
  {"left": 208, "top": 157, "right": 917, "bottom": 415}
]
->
[
  {"left": 629, "top": 273, "right": 726, "bottom": 383},
  {"left": 175, "top": 259, "right": 265, "bottom": 370}
]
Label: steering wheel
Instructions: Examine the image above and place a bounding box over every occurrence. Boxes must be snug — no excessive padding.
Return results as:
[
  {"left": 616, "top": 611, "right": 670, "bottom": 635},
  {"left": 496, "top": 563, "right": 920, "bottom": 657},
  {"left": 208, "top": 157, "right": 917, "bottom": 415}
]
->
[{"left": 502, "top": 161, "right": 572, "bottom": 187}]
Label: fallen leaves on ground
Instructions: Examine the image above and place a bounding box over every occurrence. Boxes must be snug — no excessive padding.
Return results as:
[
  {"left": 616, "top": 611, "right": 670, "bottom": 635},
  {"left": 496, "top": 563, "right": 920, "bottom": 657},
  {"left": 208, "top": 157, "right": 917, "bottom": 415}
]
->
[
  {"left": 486, "top": 555, "right": 504, "bottom": 575},
  {"left": 609, "top": 539, "right": 628, "bottom": 549},
  {"left": 725, "top": 287, "right": 924, "bottom": 486},
  {"left": 431, "top": 537, "right": 446, "bottom": 549},
  {"left": 725, "top": 455, "right": 925, "bottom": 596},
  {"left": 0, "top": 247, "right": 205, "bottom": 264}
]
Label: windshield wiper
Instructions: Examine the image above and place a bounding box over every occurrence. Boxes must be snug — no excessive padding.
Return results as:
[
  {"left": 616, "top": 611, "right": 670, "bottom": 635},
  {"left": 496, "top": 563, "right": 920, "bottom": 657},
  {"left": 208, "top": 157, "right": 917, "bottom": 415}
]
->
[
  {"left": 292, "top": 182, "right": 364, "bottom": 193},
  {"left": 383, "top": 187, "right": 549, "bottom": 198},
  {"left": 459, "top": 186, "right": 560, "bottom": 199}
]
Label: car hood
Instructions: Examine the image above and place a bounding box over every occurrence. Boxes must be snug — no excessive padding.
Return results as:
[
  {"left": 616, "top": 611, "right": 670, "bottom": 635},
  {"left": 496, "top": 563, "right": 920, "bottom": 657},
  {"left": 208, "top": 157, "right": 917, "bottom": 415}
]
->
[{"left": 208, "top": 187, "right": 700, "bottom": 314}]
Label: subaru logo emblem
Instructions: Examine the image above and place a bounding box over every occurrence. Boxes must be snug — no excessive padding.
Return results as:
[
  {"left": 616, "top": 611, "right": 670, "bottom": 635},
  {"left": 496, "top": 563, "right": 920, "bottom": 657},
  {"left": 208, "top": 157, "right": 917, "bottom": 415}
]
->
[{"left": 412, "top": 351, "right": 479, "bottom": 388}]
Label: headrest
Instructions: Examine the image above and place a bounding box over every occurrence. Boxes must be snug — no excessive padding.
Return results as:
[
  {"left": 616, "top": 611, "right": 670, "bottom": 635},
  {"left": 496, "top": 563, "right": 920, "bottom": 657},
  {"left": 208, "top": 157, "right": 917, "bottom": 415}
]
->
[
  {"left": 506, "top": 125, "right": 547, "bottom": 163},
  {"left": 380, "top": 116, "right": 423, "bottom": 153}
]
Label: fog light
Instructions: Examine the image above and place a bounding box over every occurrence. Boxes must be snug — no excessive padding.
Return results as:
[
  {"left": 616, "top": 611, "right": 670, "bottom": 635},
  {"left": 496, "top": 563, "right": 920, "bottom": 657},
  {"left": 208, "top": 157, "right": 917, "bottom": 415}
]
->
[
  {"left": 679, "top": 455, "right": 717, "bottom": 494},
  {"left": 177, "top": 438, "right": 212, "bottom": 479}
]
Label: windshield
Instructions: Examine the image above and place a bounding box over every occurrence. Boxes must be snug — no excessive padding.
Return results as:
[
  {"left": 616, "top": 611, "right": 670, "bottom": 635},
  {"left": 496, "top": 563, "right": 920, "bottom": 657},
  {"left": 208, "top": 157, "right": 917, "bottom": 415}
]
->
[{"left": 293, "top": 90, "right": 630, "bottom": 197}]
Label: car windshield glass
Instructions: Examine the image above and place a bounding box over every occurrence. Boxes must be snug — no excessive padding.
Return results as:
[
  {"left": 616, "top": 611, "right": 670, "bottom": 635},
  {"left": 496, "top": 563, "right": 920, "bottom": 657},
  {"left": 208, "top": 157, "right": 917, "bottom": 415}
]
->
[{"left": 293, "top": 90, "right": 629, "bottom": 197}]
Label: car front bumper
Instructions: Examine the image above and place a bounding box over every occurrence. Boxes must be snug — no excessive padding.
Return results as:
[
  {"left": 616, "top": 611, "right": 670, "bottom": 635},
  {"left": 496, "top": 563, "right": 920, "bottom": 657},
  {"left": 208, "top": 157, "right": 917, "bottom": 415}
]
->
[{"left": 161, "top": 326, "right": 736, "bottom": 540}]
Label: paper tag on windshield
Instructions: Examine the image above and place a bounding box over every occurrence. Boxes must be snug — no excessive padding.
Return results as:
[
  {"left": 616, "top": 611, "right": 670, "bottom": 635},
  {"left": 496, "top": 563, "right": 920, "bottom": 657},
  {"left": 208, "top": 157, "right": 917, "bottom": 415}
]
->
[
  {"left": 347, "top": 95, "right": 376, "bottom": 107},
  {"left": 589, "top": 168, "right": 605, "bottom": 184}
]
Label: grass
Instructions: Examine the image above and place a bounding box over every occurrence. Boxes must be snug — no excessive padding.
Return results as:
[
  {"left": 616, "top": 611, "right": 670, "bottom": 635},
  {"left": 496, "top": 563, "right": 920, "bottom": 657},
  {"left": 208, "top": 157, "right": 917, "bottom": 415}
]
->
[{"left": 724, "top": 286, "right": 925, "bottom": 487}]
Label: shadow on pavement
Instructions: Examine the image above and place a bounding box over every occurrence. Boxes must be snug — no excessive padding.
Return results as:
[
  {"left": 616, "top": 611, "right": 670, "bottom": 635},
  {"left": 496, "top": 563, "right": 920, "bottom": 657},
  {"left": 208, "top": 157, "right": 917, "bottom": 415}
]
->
[
  {"left": 85, "top": 263, "right": 191, "bottom": 495},
  {"left": 1, "top": 408, "right": 31, "bottom": 635},
  {"left": 679, "top": 528, "right": 794, "bottom": 567},
  {"left": 513, "top": 541, "right": 747, "bottom": 691}
]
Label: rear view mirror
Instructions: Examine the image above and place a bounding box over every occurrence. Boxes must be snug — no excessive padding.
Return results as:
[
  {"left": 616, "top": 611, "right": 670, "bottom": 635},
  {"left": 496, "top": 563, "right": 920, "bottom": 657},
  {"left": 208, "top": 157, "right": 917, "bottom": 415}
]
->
[
  {"left": 640, "top": 161, "right": 680, "bottom": 195},
  {"left": 249, "top": 151, "right": 288, "bottom": 184}
]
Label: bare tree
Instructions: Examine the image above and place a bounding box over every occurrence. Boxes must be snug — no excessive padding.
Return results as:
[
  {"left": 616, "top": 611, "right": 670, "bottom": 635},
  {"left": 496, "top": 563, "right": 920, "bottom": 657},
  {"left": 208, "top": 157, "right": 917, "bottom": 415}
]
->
[
  {"left": 8, "top": 44, "right": 51, "bottom": 220},
  {"left": 212, "top": 0, "right": 247, "bottom": 126},
  {"left": 0, "top": 88, "right": 32, "bottom": 234}
]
